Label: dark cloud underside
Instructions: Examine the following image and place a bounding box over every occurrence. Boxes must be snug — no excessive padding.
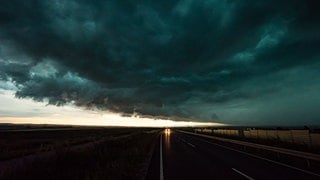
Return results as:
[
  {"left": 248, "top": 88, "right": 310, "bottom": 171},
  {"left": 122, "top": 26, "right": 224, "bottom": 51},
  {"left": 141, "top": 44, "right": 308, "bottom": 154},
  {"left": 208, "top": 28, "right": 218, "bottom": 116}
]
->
[{"left": 0, "top": 0, "right": 320, "bottom": 125}]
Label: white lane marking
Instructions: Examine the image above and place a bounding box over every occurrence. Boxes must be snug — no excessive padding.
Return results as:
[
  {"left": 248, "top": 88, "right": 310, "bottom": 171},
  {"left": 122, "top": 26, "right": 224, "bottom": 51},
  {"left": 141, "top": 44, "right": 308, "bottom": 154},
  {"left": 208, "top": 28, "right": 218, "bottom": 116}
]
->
[
  {"left": 160, "top": 133, "right": 164, "bottom": 180},
  {"left": 189, "top": 135, "right": 320, "bottom": 178},
  {"left": 187, "top": 142, "right": 196, "bottom": 148},
  {"left": 179, "top": 137, "right": 195, "bottom": 148},
  {"left": 232, "top": 168, "right": 255, "bottom": 180}
]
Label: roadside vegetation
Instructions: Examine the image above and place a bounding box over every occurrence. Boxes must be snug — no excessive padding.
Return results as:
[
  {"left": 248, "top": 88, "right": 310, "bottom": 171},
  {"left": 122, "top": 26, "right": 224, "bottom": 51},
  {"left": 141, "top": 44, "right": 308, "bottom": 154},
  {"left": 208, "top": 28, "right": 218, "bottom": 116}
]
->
[{"left": 0, "top": 126, "right": 160, "bottom": 180}]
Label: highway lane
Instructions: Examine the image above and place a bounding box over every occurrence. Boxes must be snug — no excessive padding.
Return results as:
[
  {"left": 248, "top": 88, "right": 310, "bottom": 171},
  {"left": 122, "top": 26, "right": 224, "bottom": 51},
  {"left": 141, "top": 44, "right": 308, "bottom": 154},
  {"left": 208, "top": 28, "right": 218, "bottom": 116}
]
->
[{"left": 146, "top": 129, "right": 320, "bottom": 180}]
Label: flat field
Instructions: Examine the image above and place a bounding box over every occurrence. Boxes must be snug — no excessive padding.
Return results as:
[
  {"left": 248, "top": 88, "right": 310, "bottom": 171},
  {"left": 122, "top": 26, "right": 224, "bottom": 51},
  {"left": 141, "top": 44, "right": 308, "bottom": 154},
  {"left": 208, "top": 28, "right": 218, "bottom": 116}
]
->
[{"left": 0, "top": 124, "right": 160, "bottom": 180}]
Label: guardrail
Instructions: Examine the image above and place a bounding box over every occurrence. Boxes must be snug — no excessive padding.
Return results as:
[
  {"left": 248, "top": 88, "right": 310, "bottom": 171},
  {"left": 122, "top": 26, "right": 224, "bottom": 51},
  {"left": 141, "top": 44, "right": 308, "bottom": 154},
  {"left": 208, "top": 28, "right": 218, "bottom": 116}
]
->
[
  {"left": 178, "top": 130, "right": 320, "bottom": 162},
  {"left": 194, "top": 128, "right": 320, "bottom": 147}
]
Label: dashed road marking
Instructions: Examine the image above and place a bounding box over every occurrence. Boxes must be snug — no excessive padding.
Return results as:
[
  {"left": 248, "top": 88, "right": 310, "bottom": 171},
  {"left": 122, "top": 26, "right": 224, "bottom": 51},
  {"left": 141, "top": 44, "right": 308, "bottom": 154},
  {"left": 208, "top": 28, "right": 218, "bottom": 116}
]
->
[
  {"left": 232, "top": 168, "right": 255, "bottom": 180},
  {"left": 187, "top": 142, "right": 196, "bottom": 148}
]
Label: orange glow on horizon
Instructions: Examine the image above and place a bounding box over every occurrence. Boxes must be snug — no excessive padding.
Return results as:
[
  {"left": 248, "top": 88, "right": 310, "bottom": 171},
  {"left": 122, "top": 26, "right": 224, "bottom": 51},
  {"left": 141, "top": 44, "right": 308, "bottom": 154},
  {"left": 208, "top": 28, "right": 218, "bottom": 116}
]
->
[
  {"left": 0, "top": 89, "right": 225, "bottom": 127},
  {"left": 0, "top": 115, "right": 224, "bottom": 127}
]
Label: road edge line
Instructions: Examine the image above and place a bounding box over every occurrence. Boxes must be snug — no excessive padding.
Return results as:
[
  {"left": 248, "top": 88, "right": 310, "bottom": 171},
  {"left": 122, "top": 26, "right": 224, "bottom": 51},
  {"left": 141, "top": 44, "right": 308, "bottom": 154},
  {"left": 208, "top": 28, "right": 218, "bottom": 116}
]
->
[{"left": 160, "top": 133, "right": 164, "bottom": 180}]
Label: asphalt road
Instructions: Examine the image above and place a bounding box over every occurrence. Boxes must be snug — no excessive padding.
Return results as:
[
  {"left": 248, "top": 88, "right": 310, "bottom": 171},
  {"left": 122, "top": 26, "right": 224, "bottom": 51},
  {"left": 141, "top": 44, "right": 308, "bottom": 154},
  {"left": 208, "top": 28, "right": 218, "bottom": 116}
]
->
[{"left": 146, "top": 129, "right": 320, "bottom": 180}]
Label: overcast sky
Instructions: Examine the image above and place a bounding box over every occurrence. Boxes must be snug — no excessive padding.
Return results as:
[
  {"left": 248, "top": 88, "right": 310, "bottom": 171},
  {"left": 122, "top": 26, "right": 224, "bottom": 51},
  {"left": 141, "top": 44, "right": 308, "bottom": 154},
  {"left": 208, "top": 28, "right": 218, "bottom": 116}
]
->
[{"left": 0, "top": 0, "right": 320, "bottom": 126}]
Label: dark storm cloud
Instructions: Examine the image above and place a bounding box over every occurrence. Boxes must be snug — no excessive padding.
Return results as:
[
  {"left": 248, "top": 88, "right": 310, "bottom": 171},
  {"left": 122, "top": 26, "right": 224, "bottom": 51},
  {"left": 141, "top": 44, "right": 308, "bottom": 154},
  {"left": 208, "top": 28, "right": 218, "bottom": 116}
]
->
[{"left": 0, "top": 0, "right": 320, "bottom": 124}]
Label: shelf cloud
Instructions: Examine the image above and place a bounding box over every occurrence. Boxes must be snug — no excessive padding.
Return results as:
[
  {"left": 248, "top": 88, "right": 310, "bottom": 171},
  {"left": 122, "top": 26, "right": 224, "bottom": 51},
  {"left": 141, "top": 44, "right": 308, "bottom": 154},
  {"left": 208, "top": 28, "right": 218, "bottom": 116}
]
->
[{"left": 0, "top": 0, "right": 320, "bottom": 125}]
